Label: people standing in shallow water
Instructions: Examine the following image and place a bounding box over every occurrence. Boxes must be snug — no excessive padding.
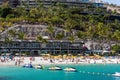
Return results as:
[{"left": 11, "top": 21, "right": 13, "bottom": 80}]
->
[
  {"left": 15, "top": 59, "right": 21, "bottom": 66},
  {"left": 94, "top": 60, "right": 96, "bottom": 64}
]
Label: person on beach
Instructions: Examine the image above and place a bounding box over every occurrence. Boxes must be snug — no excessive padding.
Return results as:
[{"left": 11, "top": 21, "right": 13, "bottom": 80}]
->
[
  {"left": 17, "top": 59, "right": 21, "bottom": 66},
  {"left": 29, "top": 57, "right": 33, "bottom": 64},
  {"left": 15, "top": 61, "right": 17, "bottom": 66}
]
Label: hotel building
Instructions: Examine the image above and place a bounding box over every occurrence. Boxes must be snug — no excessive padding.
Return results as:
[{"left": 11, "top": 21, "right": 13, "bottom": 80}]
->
[
  {"left": 0, "top": 0, "right": 103, "bottom": 7},
  {"left": 0, "top": 25, "right": 84, "bottom": 56}
]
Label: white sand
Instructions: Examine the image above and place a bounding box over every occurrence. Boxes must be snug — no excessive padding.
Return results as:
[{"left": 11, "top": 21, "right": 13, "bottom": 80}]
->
[{"left": 0, "top": 56, "right": 120, "bottom": 66}]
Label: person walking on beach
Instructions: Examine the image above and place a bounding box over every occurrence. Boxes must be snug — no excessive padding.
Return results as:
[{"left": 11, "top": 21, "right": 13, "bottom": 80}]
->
[
  {"left": 29, "top": 57, "right": 33, "bottom": 64},
  {"left": 15, "top": 61, "right": 17, "bottom": 66},
  {"left": 16, "top": 59, "right": 21, "bottom": 66}
]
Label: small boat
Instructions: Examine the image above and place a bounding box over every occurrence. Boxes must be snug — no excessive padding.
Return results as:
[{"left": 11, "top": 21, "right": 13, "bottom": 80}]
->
[
  {"left": 64, "top": 67, "right": 77, "bottom": 72},
  {"left": 48, "top": 66, "right": 62, "bottom": 70},
  {"left": 23, "top": 64, "right": 33, "bottom": 68},
  {"left": 34, "top": 64, "right": 43, "bottom": 69},
  {"left": 113, "top": 72, "right": 120, "bottom": 77}
]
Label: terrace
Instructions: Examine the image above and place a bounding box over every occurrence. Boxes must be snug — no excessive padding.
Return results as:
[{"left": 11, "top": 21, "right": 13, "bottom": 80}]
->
[{"left": 0, "top": 24, "right": 83, "bottom": 55}]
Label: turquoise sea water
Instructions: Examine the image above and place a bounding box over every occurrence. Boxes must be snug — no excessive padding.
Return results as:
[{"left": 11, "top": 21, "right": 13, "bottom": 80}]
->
[{"left": 0, "top": 64, "right": 120, "bottom": 80}]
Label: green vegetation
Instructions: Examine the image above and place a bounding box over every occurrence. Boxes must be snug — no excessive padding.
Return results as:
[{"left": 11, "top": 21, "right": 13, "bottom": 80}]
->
[
  {"left": 112, "top": 45, "right": 120, "bottom": 54},
  {"left": 0, "top": 2, "right": 120, "bottom": 53}
]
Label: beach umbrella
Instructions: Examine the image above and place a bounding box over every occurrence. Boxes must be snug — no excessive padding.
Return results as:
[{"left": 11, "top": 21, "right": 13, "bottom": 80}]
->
[
  {"left": 22, "top": 54, "right": 26, "bottom": 56},
  {"left": 1, "top": 53, "right": 4, "bottom": 56},
  {"left": 63, "top": 54, "right": 66, "bottom": 56},
  {"left": 80, "top": 56, "right": 84, "bottom": 59},
  {"left": 77, "top": 54, "right": 81, "bottom": 56},
  {"left": 45, "top": 54, "right": 50, "bottom": 56},
  {"left": 40, "top": 54, "right": 45, "bottom": 56},
  {"left": 90, "top": 56, "right": 94, "bottom": 59},
  {"left": 40, "top": 54, "right": 47, "bottom": 56},
  {"left": 73, "top": 56, "right": 77, "bottom": 58},
  {"left": 40, "top": 53, "right": 50, "bottom": 56},
  {"left": 15, "top": 53, "right": 19, "bottom": 56},
  {"left": 54, "top": 56, "right": 59, "bottom": 59},
  {"left": 63, "top": 55, "right": 67, "bottom": 58},
  {"left": 68, "top": 54, "right": 72, "bottom": 56},
  {"left": 6, "top": 53, "right": 10, "bottom": 56},
  {"left": 58, "top": 55, "right": 62, "bottom": 57}
]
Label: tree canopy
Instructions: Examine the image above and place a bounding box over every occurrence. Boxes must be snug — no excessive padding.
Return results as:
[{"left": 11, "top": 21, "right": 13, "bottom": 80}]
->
[{"left": 0, "top": 2, "right": 120, "bottom": 52}]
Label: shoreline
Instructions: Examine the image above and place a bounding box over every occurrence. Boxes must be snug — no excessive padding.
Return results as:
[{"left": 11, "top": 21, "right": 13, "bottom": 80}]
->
[{"left": 0, "top": 62, "right": 120, "bottom": 67}]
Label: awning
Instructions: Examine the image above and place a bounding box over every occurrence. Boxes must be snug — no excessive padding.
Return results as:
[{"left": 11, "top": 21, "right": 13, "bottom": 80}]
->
[{"left": 85, "top": 50, "right": 103, "bottom": 53}]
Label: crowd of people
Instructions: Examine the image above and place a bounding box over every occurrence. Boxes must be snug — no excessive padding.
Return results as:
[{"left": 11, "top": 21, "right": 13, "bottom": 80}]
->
[{"left": 0, "top": 54, "right": 120, "bottom": 66}]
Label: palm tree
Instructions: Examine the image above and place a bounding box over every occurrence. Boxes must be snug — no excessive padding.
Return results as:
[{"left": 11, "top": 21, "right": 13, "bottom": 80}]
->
[
  {"left": 4, "top": 37, "right": 12, "bottom": 43},
  {"left": 46, "top": 24, "right": 54, "bottom": 39},
  {"left": 46, "top": 24, "right": 55, "bottom": 54},
  {"left": 55, "top": 33, "right": 64, "bottom": 55},
  {"left": 29, "top": 8, "right": 39, "bottom": 19},
  {"left": 36, "top": 35, "right": 43, "bottom": 42},
  {"left": 36, "top": 34, "right": 48, "bottom": 55},
  {"left": 77, "top": 31, "right": 88, "bottom": 54},
  {"left": 17, "top": 32, "right": 26, "bottom": 40},
  {"left": 64, "top": 18, "right": 78, "bottom": 54},
  {"left": 77, "top": 31, "right": 87, "bottom": 41},
  {"left": 112, "top": 30, "right": 120, "bottom": 44},
  {"left": 4, "top": 37, "right": 12, "bottom": 54},
  {"left": 103, "top": 13, "right": 110, "bottom": 25},
  {"left": 17, "top": 32, "right": 26, "bottom": 57},
  {"left": 50, "top": 15, "right": 63, "bottom": 27},
  {"left": 8, "top": 29, "right": 16, "bottom": 40},
  {"left": 55, "top": 33, "right": 64, "bottom": 40},
  {"left": 36, "top": 34, "right": 48, "bottom": 43},
  {"left": 4, "top": 29, "right": 16, "bottom": 54}
]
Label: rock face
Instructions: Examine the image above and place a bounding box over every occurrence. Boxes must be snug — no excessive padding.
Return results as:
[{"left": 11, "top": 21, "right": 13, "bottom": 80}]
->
[{"left": 0, "top": 24, "right": 78, "bottom": 41}]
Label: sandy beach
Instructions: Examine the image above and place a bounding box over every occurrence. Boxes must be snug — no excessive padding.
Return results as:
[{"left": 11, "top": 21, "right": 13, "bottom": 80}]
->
[{"left": 0, "top": 56, "right": 120, "bottom": 66}]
